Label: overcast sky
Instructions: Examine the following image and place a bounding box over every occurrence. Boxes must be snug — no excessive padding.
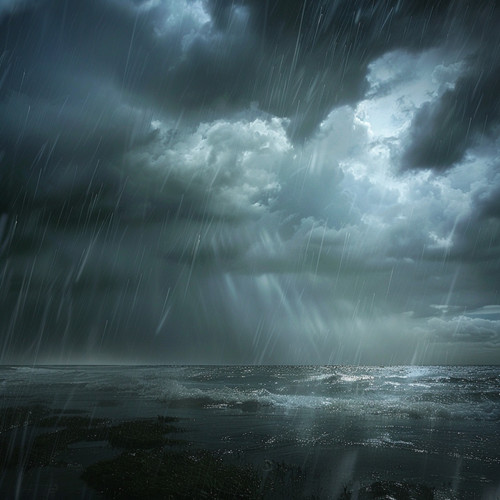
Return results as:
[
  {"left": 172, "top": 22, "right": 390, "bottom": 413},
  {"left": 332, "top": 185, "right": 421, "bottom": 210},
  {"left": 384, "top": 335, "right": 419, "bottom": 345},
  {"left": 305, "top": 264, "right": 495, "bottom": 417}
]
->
[{"left": 1, "top": 0, "right": 499, "bottom": 365}]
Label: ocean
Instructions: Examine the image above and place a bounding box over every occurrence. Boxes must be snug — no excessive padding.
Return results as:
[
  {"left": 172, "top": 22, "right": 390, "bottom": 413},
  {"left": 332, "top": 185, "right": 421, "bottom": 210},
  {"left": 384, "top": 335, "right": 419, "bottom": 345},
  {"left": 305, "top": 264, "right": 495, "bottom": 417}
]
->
[{"left": 1, "top": 364, "right": 499, "bottom": 499}]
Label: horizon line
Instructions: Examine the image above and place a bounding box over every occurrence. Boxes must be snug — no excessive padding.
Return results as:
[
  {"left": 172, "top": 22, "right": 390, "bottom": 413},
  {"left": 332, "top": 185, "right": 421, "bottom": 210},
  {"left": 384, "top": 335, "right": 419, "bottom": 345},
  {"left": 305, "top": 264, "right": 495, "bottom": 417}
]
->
[{"left": 1, "top": 362, "right": 498, "bottom": 368}]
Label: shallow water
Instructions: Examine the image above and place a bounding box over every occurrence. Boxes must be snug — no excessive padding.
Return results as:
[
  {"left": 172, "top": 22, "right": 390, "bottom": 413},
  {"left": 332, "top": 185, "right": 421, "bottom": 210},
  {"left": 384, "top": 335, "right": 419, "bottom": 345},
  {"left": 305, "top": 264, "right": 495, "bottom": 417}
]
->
[{"left": 1, "top": 364, "right": 499, "bottom": 498}]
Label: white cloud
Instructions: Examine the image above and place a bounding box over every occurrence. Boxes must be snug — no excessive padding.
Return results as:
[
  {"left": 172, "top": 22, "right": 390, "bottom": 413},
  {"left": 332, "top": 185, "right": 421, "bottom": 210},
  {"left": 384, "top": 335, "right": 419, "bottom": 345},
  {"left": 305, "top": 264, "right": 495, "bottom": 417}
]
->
[
  {"left": 466, "top": 305, "right": 500, "bottom": 319},
  {"left": 427, "top": 315, "right": 500, "bottom": 345},
  {"left": 362, "top": 49, "right": 461, "bottom": 137},
  {"left": 162, "top": 0, "right": 210, "bottom": 34},
  {"left": 128, "top": 116, "right": 291, "bottom": 216}
]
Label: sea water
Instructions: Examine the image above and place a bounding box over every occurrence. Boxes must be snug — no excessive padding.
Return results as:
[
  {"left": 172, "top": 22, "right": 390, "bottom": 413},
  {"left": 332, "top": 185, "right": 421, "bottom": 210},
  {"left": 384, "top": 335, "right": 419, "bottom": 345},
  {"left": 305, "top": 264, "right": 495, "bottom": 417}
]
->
[{"left": 1, "top": 364, "right": 499, "bottom": 498}]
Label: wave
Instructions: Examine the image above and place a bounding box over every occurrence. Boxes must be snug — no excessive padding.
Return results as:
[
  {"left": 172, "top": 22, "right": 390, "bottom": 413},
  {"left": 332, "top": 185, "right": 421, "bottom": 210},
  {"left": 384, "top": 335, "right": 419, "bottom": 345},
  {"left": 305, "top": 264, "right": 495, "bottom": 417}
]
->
[
  {"left": 1, "top": 365, "right": 498, "bottom": 422},
  {"left": 138, "top": 378, "right": 500, "bottom": 422}
]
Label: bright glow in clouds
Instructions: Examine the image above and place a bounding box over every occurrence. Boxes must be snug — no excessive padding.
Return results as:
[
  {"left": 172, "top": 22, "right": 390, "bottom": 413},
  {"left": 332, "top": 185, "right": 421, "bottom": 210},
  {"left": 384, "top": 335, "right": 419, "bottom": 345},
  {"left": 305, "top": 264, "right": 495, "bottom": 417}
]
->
[
  {"left": 163, "top": 0, "right": 210, "bottom": 31},
  {"left": 131, "top": 117, "right": 290, "bottom": 216}
]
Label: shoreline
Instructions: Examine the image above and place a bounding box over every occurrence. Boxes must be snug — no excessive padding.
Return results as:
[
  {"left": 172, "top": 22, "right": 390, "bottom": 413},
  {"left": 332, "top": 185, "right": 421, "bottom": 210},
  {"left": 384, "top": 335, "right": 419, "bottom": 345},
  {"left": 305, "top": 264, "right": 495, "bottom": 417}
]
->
[{"left": 0, "top": 404, "right": 462, "bottom": 499}]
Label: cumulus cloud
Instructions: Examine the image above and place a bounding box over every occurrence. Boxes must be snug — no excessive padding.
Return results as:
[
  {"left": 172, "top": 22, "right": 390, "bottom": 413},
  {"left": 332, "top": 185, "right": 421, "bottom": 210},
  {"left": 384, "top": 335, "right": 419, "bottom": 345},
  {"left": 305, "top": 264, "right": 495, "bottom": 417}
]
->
[
  {"left": 427, "top": 315, "right": 500, "bottom": 346},
  {"left": 126, "top": 117, "right": 290, "bottom": 220}
]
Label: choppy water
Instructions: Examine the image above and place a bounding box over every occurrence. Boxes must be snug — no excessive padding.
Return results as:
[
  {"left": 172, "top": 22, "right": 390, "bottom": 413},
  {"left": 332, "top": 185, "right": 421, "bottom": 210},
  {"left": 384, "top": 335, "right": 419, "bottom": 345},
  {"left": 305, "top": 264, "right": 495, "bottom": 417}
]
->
[{"left": 1, "top": 364, "right": 499, "bottom": 498}]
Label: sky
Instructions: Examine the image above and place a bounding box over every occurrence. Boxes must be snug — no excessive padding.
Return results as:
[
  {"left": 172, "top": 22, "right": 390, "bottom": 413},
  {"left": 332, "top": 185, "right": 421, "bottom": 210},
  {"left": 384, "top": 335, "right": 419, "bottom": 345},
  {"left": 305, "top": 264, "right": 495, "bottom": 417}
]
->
[{"left": 0, "top": 0, "right": 499, "bottom": 365}]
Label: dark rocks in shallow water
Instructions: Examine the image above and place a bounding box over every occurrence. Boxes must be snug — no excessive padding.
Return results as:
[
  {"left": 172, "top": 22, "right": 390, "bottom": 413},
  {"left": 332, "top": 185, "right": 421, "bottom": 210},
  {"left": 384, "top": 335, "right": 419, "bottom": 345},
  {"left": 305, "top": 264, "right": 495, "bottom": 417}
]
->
[
  {"left": 0, "top": 407, "right": 184, "bottom": 470},
  {"left": 0, "top": 405, "right": 49, "bottom": 433},
  {"left": 83, "top": 452, "right": 318, "bottom": 499},
  {"left": 82, "top": 449, "right": 262, "bottom": 499},
  {"left": 0, "top": 405, "right": 104, "bottom": 436},
  {"left": 340, "top": 480, "right": 434, "bottom": 499},
  {"left": 0, "top": 406, "right": 93, "bottom": 469},
  {"left": 1, "top": 419, "right": 111, "bottom": 469},
  {"left": 367, "top": 481, "right": 434, "bottom": 499}
]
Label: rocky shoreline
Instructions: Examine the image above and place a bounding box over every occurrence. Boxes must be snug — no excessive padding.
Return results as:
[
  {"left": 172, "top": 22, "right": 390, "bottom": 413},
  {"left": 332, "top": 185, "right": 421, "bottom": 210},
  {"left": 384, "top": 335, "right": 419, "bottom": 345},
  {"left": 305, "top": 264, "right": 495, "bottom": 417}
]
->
[{"left": 0, "top": 405, "right": 443, "bottom": 499}]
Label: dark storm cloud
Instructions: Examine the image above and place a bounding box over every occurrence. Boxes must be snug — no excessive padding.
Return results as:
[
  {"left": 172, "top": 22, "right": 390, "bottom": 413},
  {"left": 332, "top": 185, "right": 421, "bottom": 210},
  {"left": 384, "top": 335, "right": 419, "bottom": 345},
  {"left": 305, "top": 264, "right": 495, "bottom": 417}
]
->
[
  {"left": 202, "top": 0, "right": 452, "bottom": 139},
  {"left": 0, "top": 0, "right": 465, "bottom": 162},
  {"left": 0, "top": 0, "right": 494, "bottom": 195},
  {"left": 400, "top": 1, "right": 500, "bottom": 171},
  {"left": 401, "top": 61, "right": 500, "bottom": 170}
]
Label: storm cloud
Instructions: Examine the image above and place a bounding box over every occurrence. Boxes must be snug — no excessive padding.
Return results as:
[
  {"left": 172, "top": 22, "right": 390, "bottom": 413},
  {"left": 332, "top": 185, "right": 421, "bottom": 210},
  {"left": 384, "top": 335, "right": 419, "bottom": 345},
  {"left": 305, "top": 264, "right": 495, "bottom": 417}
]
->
[{"left": 0, "top": 0, "right": 499, "bottom": 365}]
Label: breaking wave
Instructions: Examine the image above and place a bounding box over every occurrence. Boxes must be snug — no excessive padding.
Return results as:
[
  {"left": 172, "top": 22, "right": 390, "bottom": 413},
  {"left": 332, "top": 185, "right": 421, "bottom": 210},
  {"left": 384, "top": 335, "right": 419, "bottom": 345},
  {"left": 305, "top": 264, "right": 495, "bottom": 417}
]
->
[{"left": 1, "top": 364, "right": 499, "bottom": 422}]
